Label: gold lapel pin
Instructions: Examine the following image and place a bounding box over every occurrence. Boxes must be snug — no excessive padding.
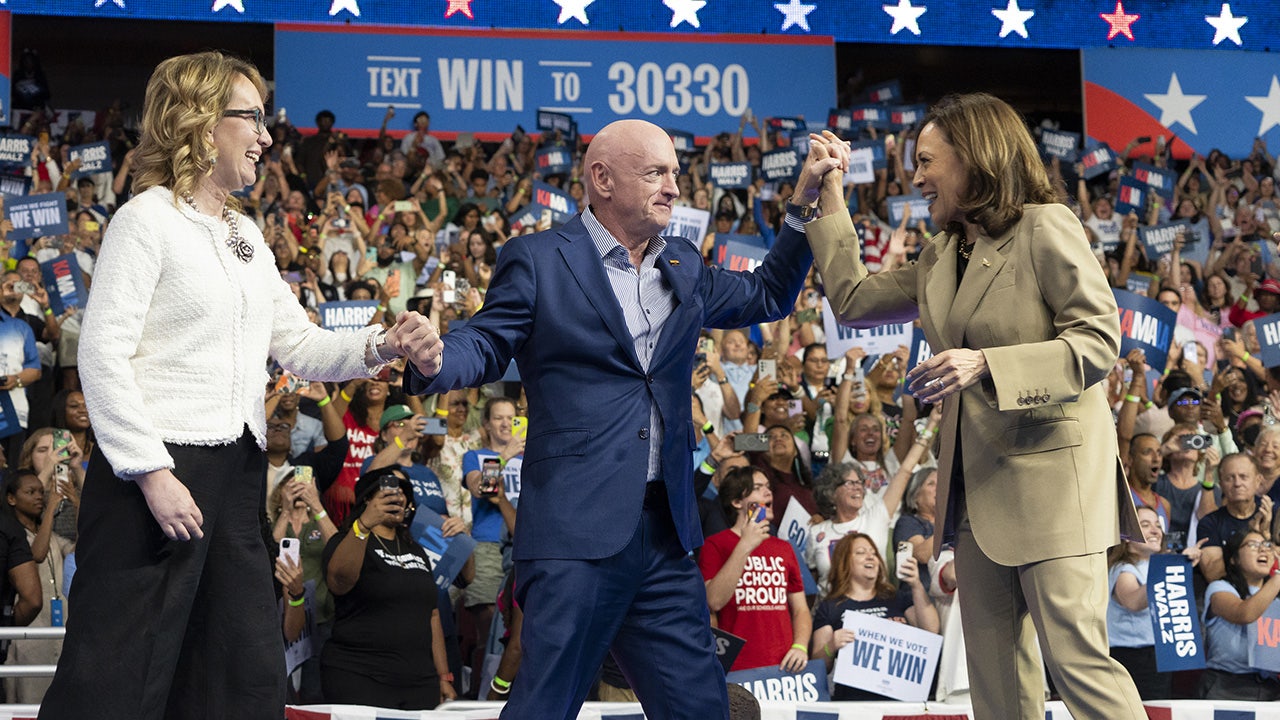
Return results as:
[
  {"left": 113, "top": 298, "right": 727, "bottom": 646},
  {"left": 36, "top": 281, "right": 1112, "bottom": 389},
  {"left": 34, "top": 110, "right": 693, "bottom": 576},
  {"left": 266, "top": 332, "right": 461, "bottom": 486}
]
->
[
  {"left": 981, "top": 258, "right": 991, "bottom": 267},
  {"left": 668, "top": 259, "right": 680, "bottom": 266}
]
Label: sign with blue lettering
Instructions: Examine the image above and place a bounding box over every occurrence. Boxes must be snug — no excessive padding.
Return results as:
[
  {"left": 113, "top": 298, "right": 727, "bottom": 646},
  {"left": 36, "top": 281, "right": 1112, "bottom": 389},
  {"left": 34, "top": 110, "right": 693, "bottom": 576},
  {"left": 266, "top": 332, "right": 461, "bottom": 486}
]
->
[
  {"left": 708, "top": 161, "right": 752, "bottom": 189},
  {"left": 67, "top": 141, "right": 112, "bottom": 178},
  {"left": 536, "top": 108, "right": 575, "bottom": 142},
  {"left": 778, "top": 497, "right": 817, "bottom": 595},
  {"left": 1146, "top": 554, "right": 1205, "bottom": 671},
  {"left": 318, "top": 300, "right": 379, "bottom": 333},
  {"left": 1131, "top": 162, "right": 1177, "bottom": 200},
  {"left": 5, "top": 192, "right": 67, "bottom": 241},
  {"left": 848, "top": 139, "right": 887, "bottom": 170},
  {"left": 1079, "top": 143, "right": 1118, "bottom": 180},
  {"left": 1114, "top": 176, "right": 1148, "bottom": 216},
  {"left": 886, "top": 194, "right": 933, "bottom": 230},
  {"left": 1249, "top": 596, "right": 1280, "bottom": 673},
  {"left": 409, "top": 506, "right": 478, "bottom": 592},
  {"left": 1114, "top": 289, "right": 1177, "bottom": 373},
  {"left": 760, "top": 148, "right": 801, "bottom": 183},
  {"left": 833, "top": 610, "right": 942, "bottom": 702},
  {"left": 275, "top": 25, "right": 834, "bottom": 140},
  {"left": 0, "top": 175, "right": 28, "bottom": 198},
  {"left": 726, "top": 659, "right": 829, "bottom": 703},
  {"left": 534, "top": 146, "right": 573, "bottom": 176},
  {"left": 40, "top": 253, "right": 85, "bottom": 316},
  {"left": 1138, "top": 220, "right": 1200, "bottom": 261},
  {"left": 1125, "top": 271, "right": 1156, "bottom": 297},
  {"left": 0, "top": 134, "right": 32, "bottom": 171},
  {"left": 714, "top": 235, "right": 768, "bottom": 272},
  {"left": 530, "top": 181, "right": 576, "bottom": 224},
  {"left": 823, "top": 299, "right": 912, "bottom": 359},
  {"left": 1040, "top": 128, "right": 1080, "bottom": 161},
  {"left": 665, "top": 206, "right": 710, "bottom": 246},
  {"left": 1253, "top": 312, "right": 1280, "bottom": 369}
]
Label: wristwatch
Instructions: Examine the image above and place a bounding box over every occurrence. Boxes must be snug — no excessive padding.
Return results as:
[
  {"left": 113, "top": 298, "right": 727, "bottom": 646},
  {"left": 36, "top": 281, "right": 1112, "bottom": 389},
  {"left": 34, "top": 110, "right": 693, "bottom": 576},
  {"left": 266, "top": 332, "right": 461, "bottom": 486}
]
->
[
  {"left": 786, "top": 202, "right": 818, "bottom": 222},
  {"left": 373, "top": 329, "right": 402, "bottom": 362}
]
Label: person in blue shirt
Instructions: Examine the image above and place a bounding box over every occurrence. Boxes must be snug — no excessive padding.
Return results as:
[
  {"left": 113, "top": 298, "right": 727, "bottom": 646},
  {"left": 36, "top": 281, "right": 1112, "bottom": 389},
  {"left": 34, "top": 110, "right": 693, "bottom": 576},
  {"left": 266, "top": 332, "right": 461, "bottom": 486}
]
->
[
  {"left": 1201, "top": 530, "right": 1280, "bottom": 700},
  {"left": 0, "top": 295, "right": 40, "bottom": 468}
]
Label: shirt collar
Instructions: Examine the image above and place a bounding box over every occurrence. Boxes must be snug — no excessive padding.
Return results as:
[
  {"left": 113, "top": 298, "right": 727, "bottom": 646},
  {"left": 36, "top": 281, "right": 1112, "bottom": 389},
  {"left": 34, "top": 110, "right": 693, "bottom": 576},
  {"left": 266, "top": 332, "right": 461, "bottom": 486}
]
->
[{"left": 582, "top": 206, "right": 666, "bottom": 262}]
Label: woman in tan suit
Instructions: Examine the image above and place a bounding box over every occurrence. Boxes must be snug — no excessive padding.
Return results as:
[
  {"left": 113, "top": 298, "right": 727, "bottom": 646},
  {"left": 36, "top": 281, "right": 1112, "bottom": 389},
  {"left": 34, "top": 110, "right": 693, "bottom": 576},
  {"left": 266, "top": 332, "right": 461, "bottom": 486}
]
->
[{"left": 800, "top": 93, "right": 1145, "bottom": 720}]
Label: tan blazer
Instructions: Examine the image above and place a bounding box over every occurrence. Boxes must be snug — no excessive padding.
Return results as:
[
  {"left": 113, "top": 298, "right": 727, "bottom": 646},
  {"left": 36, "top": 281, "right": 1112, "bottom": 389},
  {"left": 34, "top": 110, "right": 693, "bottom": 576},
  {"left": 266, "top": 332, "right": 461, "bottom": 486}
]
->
[{"left": 810, "top": 203, "right": 1141, "bottom": 567}]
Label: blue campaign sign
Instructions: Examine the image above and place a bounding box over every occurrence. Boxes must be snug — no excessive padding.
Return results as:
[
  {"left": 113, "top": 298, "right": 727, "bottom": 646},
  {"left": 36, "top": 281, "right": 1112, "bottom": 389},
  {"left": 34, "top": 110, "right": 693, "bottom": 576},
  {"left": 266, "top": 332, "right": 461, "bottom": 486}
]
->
[
  {"left": 1146, "top": 554, "right": 1205, "bottom": 672},
  {"left": 713, "top": 234, "right": 768, "bottom": 272},
  {"left": 667, "top": 129, "right": 696, "bottom": 154},
  {"left": 828, "top": 108, "right": 853, "bottom": 134},
  {"left": 1040, "top": 128, "right": 1080, "bottom": 161},
  {"left": 1085, "top": 47, "right": 1280, "bottom": 160},
  {"left": 1254, "top": 312, "right": 1280, "bottom": 369},
  {"left": 0, "top": 391, "right": 18, "bottom": 439},
  {"left": 1114, "top": 176, "right": 1149, "bottom": 216},
  {"left": 865, "top": 79, "right": 902, "bottom": 104},
  {"left": 708, "top": 161, "right": 753, "bottom": 189},
  {"left": 508, "top": 201, "right": 553, "bottom": 235},
  {"left": 726, "top": 659, "right": 829, "bottom": 703},
  {"left": 536, "top": 109, "right": 574, "bottom": 135},
  {"left": 907, "top": 326, "right": 933, "bottom": 374},
  {"left": 850, "top": 104, "right": 891, "bottom": 130},
  {"left": 409, "top": 506, "right": 478, "bottom": 592},
  {"left": 5, "top": 192, "right": 67, "bottom": 241},
  {"left": 1114, "top": 289, "right": 1177, "bottom": 373},
  {"left": 768, "top": 117, "right": 806, "bottom": 134},
  {"left": 0, "top": 134, "right": 34, "bottom": 171},
  {"left": 1079, "top": 143, "right": 1117, "bottom": 180},
  {"left": 530, "top": 181, "right": 577, "bottom": 224},
  {"left": 534, "top": 146, "right": 573, "bottom": 177},
  {"left": 40, "top": 253, "right": 86, "bottom": 316},
  {"left": 760, "top": 148, "right": 801, "bottom": 183},
  {"left": 318, "top": 300, "right": 379, "bottom": 332},
  {"left": 711, "top": 627, "right": 746, "bottom": 674},
  {"left": 1249, "top": 599, "right": 1280, "bottom": 673},
  {"left": 0, "top": 175, "right": 28, "bottom": 197},
  {"left": 886, "top": 194, "right": 933, "bottom": 230},
  {"left": 848, "top": 139, "right": 887, "bottom": 170},
  {"left": 887, "top": 104, "right": 927, "bottom": 130},
  {"left": 1131, "top": 162, "right": 1178, "bottom": 200},
  {"left": 67, "top": 141, "right": 112, "bottom": 178},
  {"left": 275, "top": 25, "right": 834, "bottom": 140},
  {"left": 1138, "top": 219, "right": 1199, "bottom": 261}
]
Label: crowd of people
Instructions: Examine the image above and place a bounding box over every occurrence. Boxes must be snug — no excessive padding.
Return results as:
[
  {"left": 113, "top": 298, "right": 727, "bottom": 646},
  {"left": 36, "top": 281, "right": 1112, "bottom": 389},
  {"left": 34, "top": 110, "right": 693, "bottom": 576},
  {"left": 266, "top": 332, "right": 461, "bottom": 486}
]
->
[{"left": 2, "top": 54, "right": 1280, "bottom": 714}]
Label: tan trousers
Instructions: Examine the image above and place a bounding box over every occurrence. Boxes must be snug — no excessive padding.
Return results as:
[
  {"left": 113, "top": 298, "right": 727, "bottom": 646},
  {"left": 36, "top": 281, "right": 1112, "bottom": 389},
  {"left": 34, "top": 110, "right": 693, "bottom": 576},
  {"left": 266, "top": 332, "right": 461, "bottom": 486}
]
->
[{"left": 955, "top": 518, "right": 1146, "bottom": 720}]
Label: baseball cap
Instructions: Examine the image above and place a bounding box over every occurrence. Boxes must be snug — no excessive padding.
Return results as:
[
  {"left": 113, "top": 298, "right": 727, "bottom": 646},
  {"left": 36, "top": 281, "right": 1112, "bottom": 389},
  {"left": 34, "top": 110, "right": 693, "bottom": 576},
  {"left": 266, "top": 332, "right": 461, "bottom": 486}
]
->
[
  {"left": 379, "top": 404, "right": 414, "bottom": 430},
  {"left": 1257, "top": 278, "right": 1280, "bottom": 296},
  {"left": 1167, "top": 387, "right": 1203, "bottom": 406},
  {"left": 339, "top": 158, "right": 360, "bottom": 169}
]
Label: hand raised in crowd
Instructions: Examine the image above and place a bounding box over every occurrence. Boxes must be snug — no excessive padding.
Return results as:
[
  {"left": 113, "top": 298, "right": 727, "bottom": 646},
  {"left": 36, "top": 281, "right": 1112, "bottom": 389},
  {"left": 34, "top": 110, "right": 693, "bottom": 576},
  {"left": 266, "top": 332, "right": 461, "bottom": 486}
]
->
[
  {"left": 1182, "top": 537, "right": 1208, "bottom": 568},
  {"left": 1252, "top": 495, "right": 1273, "bottom": 537},
  {"left": 691, "top": 361, "right": 712, "bottom": 391},
  {"left": 709, "top": 431, "right": 744, "bottom": 466},
  {"left": 1125, "top": 348, "right": 1146, "bottom": 376},
  {"left": 737, "top": 503, "right": 771, "bottom": 556},
  {"left": 747, "top": 375, "right": 780, "bottom": 406},
  {"left": 359, "top": 486, "right": 407, "bottom": 529},
  {"left": 135, "top": 468, "right": 204, "bottom": 541},
  {"left": 385, "top": 311, "right": 444, "bottom": 378},
  {"left": 275, "top": 555, "right": 305, "bottom": 602},
  {"left": 1201, "top": 396, "right": 1226, "bottom": 433}
]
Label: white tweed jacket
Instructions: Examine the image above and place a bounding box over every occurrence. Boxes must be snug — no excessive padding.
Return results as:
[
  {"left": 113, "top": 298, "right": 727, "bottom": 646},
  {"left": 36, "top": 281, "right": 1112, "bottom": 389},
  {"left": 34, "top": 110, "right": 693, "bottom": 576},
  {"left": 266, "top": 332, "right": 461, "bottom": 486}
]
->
[{"left": 79, "top": 186, "right": 380, "bottom": 478}]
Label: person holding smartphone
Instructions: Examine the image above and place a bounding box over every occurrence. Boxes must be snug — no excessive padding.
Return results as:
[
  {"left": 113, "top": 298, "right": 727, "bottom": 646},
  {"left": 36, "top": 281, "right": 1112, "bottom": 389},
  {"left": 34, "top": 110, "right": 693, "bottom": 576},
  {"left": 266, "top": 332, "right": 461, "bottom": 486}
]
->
[
  {"left": 321, "top": 467, "right": 455, "bottom": 708},
  {"left": 699, "top": 466, "right": 810, "bottom": 674}
]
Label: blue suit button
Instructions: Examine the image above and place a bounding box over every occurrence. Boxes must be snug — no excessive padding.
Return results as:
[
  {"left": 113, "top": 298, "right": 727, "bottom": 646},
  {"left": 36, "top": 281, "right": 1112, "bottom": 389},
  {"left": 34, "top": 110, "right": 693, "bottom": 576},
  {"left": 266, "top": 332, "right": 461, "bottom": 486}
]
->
[
  {"left": 646, "top": 375, "right": 654, "bottom": 384},
  {"left": 639, "top": 428, "right": 649, "bottom": 439}
]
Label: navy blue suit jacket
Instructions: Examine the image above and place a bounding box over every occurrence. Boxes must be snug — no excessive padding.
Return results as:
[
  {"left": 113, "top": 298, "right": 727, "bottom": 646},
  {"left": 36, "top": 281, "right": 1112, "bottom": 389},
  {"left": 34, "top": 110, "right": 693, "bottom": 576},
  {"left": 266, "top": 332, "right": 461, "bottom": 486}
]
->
[{"left": 406, "top": 215, "right": 812, "bottom": 561}]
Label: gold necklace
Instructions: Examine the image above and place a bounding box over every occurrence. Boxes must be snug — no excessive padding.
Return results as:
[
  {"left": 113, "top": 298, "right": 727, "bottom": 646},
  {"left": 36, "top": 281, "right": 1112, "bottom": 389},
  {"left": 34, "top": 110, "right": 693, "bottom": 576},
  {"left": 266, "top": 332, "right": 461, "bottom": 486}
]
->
[
  {"left": 373, "top": 530, "right": 401, "bottom": 556},
  {"left": 957, "top": 234, "right": 975, "bottom": 260}
]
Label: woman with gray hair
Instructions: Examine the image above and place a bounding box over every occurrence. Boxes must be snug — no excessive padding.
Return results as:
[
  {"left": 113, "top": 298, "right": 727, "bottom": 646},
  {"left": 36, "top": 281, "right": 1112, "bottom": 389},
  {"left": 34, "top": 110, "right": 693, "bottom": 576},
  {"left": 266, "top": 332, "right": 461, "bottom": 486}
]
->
[{"left": 893, "top": 467, "right": 939, "bottom": 582}]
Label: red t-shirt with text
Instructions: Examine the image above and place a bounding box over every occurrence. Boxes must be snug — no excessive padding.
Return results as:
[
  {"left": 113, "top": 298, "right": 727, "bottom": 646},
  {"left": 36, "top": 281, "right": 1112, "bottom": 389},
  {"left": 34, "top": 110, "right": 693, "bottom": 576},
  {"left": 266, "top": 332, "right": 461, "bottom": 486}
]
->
[{"left": 699, "top": 529, "right": 804, "bottom": 671}]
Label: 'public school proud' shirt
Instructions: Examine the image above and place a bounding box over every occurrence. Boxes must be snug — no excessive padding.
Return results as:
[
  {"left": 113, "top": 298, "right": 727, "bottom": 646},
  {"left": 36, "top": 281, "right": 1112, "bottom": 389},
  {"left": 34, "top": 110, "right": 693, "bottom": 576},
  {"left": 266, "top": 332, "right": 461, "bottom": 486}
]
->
[{"left": 699, "top": 529, "right": 804, "bottom": 671}]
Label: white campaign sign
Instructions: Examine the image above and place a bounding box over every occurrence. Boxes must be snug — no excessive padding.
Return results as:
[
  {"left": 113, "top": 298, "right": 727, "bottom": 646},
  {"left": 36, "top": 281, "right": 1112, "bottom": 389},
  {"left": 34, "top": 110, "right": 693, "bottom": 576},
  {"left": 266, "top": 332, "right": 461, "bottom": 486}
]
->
[
  {"left": 822, "top": 298, "right": 911, "bottom": 358},
  {"left": 833, "top": 609, "right": 942, "bottom": 702}
]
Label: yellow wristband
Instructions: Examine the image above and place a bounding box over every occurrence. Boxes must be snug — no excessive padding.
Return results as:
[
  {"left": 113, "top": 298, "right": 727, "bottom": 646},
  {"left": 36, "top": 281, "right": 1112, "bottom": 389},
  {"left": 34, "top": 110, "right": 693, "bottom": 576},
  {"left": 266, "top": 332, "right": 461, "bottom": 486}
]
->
[
  {"left": 377, "top": 305, "right": 387, "bottom": 312},
  {"left": 1124, "top": 394, "right": 1141, "bottom": 403},
  {"left": 394, "top": 436, "right": 405, "bottom": 449},
  {"left": 43, "top": 308, "right": 52, "bottom": 316},
  {"left": 288, "top": 596, "right": 305, "bottom": 607},
  {"left": 352, "top": 519, "right": 369, "bottom": 540},
  {"left": 492, "top": 675, "right": 512, "bottom": 689},
  {"left": 340, "top": 390, "right": 352, "bottom": 402},
  {"left": 790, "top": 643, "right": 807, "bottom": 653},
  {"left": 317, "top": 396, "right": 331, "bottom": 408},
  {"left": 1243, "top": 352, "right": 1253, "bottom": 362},
  {"left": 824, "top": 643, "right": 834, "bottom": 659},
  {"left": 313, "top": 510, "right": 328, "bottom": 521}
]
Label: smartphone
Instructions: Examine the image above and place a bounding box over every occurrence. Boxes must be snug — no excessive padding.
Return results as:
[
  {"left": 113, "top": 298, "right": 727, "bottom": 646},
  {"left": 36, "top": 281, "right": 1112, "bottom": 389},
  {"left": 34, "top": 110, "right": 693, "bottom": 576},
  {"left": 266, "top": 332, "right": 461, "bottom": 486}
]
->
[
  {"left": 824, "top": 376, "right": 838, "bottom": 389},
  {"left": 733, "top": 433, "right": 770, "bottom": 452},
  {"left": 539, "top": 208, "right": 553, "bottom": 226},
  {"left": 895, "top": 541, "right": 913, "bottom": 581},
  {"left": 512, "top": 416, "right": 528, "bottom": 440},
  {"left": 273, "top": 370, "right": 307, "bottom": 395},
  {"left": 279, "top": 538, "right": 301, "bottom": 567},
  {"left": 749, "top": 503, "right": 767, "bottom": 524},
  {"left": 332, "top": 218, "right": 349, "bottom": 230},
  {"left": 387, "top": 268, "right": 402, "bottom": 298},
  {"left": 1179, "top": 434, "right": 1214, "bottom": 451},
  {"left": 480, "top": 457, "right": 503, "bottom": 496},
  {"left": 282, "top": 271, "right": 303, "bottom": 284},
  {"left": 788, "top": 399, "right": 804, "bottom": 417},
  {"left": 1182, "top": 341, "right": 1200, "bottom": 363},
  {"left": 1224, "top": 327, "right": 1237, "bottom": 342},
  {"left": 393, "top": 200, "right": 415, "bottom": 213},
  {"left": 699, "top": 337, "right": 715, "bottom": 354},
  {"left": 442, "top": 270, "right": 457, "bottom": 289},
  {"left": 13, "top": 281, "right": 34, "bottom": 295},
  {"left": 53, "top": 462, "right": 69, "bottom": 491},
  {"left": 293, "top": 466, "right": 313, "bottom": 485},
  {"left": 757, "top": 359, "right": 776, "bottom": 381},
  {"left": 378, "top": 475, "right": 401, "bottom": 493},
  {"left": 52, "top": 429, "right": 72, "bottom": 461},
  {"left": 804, "top": 289, "right": 820, "bottom": 309},
  {"left": 420, "top": 417, "right": 448, "bottom": 436},
  {"left": 694, "top": 352, "right": 707, "bottom": 366}
]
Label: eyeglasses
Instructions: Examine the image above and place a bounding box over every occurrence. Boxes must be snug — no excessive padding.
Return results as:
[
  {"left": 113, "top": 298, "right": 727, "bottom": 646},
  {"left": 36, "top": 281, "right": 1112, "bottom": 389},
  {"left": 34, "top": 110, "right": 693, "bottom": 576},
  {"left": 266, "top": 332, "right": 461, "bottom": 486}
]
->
[
  {"left": 1244, "top": 541, "right": 1274, "bottom": 551},
  {"left": 839, "top": 480, "right": 865, "bottom": 490},
  {"left": 223, "top": 108, "right": 265, "bottom": 135},
  {"left": 1174, "top": 398, "right": 1201, "bottom": 406},
  {"left": 266, "top": 422, "right": 292, "bottom": 432}
]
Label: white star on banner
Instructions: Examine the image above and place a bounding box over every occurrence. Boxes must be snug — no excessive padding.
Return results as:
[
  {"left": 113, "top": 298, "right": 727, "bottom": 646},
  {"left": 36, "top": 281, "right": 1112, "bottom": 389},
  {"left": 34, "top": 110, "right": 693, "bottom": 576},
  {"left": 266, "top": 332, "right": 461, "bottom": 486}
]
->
[
  {"left": 212, "top": 0, "right": 245, "bottom": 11},
  {"left": 991, "top": 0, "right": 1033, "bottom": 39},
  {"left": 1205, "top": 3, "right": 1247, "bottom": 46},
  {"left": 664, "top": 0, "right": 707, "bottom": 28},
  {"left": 883, "top": 0, "right": 926, "bottom": 36},
  {"left": 329, "top": 0, "right": 360, "bottom": 16},
  {"left": 94, "top": 0, "right": 126, "bottom": 7},
  {"left": 775, "top": 0, "right": 817, "bottom": 32},
  {"left": 1246, "top": 76, "right": 1280, "bottom": 137},
  {"left": 554, "top": 0, "right": 594, "bottom": 24},
  {"left": 1144, "top": 73, "right": 1207, "bottom": 135}
]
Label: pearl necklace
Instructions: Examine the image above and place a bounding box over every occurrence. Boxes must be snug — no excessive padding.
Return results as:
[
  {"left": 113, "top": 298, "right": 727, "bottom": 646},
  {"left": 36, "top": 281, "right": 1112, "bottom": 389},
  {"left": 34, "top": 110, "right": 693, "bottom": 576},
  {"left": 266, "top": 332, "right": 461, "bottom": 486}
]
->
[{"left": 183, "top": 194, "right": 254, "bottom": 264}]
